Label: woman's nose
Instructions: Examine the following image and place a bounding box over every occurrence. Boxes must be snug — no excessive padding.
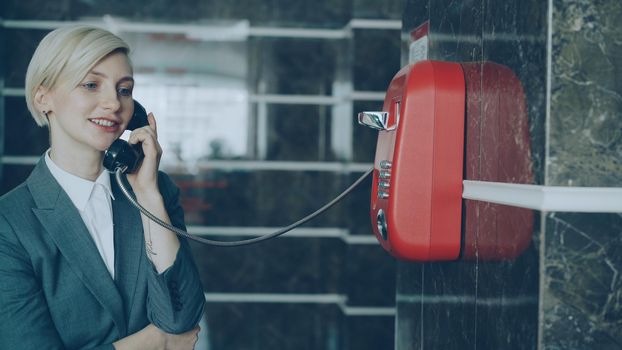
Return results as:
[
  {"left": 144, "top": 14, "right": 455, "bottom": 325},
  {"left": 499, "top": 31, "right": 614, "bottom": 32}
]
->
[{"left": 100, "top": 89, "right": 121, "bottom": 111}]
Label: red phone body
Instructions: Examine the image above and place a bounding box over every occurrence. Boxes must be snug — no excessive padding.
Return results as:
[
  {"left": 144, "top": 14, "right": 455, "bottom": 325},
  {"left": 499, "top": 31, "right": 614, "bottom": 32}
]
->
[
  {"left": 367, "top": 60, "right": 533, "bottom": 262},
  {"left": 369, "top": 61, "right": 465, "bottom": 261}
]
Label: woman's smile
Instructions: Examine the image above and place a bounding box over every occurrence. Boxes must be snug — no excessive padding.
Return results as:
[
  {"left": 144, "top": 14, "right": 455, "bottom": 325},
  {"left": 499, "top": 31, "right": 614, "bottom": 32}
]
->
[{"left": 89, "top": 117, "right": 122, "bottom": 132}]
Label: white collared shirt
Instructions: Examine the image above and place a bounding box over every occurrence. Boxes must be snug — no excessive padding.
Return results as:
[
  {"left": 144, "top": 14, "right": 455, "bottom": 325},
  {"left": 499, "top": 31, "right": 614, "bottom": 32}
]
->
[{"left": 45, "top": 151, "right": 116, "bottom": 279}]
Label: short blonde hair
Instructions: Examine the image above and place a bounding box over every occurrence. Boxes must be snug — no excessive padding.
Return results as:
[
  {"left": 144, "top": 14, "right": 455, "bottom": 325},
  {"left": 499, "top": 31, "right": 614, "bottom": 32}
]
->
[{"left": 25, "top": 25, "right": 131, "bottom": 126}]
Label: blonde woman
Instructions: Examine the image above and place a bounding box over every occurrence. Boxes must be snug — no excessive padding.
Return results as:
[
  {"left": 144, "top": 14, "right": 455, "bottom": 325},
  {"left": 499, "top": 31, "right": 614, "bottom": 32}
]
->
[{"left": 0, "top": 26, "right": 205, "bottom": 349}]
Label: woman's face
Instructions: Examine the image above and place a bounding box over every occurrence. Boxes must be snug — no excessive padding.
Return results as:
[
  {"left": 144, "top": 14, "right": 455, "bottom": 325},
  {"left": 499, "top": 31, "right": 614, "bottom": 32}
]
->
[{"left": 47, "top": 51, "right": 134, "bottom": 153}]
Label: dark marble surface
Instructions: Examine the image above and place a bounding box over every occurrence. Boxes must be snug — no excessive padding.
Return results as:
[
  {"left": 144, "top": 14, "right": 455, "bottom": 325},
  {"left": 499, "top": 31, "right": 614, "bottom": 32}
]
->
[
  {"left": 540, "top": 0, "right": 622, "bottom": 349},
  {"left": 397, "top": 0, "right": 622, "bottom": 349},
  {"left": 548, "top": 0, "right": 622, "bottom": 188},
  {"left": 542, "top": 213, "right": 622, "bottom": 349},
  {"left": 397, "top": 0, "right": 546, "bottom": 349}
]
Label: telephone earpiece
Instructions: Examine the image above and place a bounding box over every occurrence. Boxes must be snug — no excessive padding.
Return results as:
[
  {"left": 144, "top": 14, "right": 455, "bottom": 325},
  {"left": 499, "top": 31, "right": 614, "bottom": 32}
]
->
[{"left": 103, "top": 100, "right": 149, "bottom": 173}]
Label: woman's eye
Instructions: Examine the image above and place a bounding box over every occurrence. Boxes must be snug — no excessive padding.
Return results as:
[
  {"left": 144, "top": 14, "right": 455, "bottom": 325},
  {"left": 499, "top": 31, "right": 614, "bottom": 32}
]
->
[
  {"left": 117, "top": 87, "right": 133, "bottom": 97},
  {"left": 82, "top": 82, "right": 98, "bottom": 90}
]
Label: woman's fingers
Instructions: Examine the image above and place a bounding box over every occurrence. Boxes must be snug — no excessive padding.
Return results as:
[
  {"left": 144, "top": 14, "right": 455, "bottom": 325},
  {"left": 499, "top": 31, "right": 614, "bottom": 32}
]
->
[
  {"left": 125, "top": 113, "right": 162, "bottom": 192},
  {"left": 147, "top": 112, "right": 158, "bottom": 139},
  {"left": 128, "top": 113, "right": 162, "bottom": 156}
]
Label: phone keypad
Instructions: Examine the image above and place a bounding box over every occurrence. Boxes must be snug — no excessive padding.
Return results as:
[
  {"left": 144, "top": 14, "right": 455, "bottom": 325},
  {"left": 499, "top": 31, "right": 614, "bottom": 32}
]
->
[{"left": 378, "top": 160, "right": 392, "bottom": 199}]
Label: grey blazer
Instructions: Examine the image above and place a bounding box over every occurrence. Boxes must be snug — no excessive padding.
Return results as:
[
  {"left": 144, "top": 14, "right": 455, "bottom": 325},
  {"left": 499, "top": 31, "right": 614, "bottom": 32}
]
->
[{"left": 0, "top": 158, "right": 205, "bottom": 350}]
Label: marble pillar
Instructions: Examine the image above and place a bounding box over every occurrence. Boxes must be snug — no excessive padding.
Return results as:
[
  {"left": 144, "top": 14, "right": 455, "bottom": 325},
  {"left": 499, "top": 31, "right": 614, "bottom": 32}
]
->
[
  {"left": 397, "top": 0, "right": 621, "bottom": 349},
  {"left": 542, "top": 1, "right": 622, "bottom": 348}
]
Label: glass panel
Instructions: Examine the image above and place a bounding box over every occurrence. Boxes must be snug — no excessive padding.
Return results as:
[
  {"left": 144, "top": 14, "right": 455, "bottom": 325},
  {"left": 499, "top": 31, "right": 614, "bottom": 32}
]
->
[
  {"left": 353, "top": 29, "right": 401, "bottom": 91},
  {"left": 120, "top": 31, "right": 249, "bottom": 168},
  {"left": 4, "top": 97, "right": 48, "bottom": 156},
  {"left": 3, "top": 29, "right": 48, "bottom": 87},
  {"left": 0, "top": 164, "right": 35, "bottom": 194},
  {"left": 204, "top": 304, "right": 343, "bottom": 350},
  {"left": 251, "top": 38, "right": 340, "bottom": 96}
]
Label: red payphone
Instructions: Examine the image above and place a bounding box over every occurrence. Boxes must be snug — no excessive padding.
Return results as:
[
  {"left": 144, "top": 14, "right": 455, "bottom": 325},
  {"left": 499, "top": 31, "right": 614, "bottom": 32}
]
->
[{"left": 359, "top": 60, "right": 533, "bottom": 262}]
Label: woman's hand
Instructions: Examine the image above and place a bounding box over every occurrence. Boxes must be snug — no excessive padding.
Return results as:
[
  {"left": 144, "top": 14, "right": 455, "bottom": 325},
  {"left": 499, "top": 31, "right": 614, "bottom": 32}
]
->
[
  {"left": 113, "top": 323, "right": 165, "bottom": 350},
  {"left": 112, "top": 323, "right": 200, "bottom": 350},
  {"left": 126, "top": 112, "right": 162, "bottom": 195},
  {"left": 163, "top": 325, "right": 201, "bottom": 350}
]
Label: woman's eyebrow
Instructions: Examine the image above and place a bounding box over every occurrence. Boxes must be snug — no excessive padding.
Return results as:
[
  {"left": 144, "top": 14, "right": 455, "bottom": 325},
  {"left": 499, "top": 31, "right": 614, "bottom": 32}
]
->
[{"left": 87, "top": 70, "right": 134, "bottom": 83}]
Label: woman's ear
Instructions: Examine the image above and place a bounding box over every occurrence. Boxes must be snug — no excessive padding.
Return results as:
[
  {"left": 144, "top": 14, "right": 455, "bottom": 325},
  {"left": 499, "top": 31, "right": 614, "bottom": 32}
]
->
[{"left": 33, "top": 86, "right": 52, "bottom": 116}]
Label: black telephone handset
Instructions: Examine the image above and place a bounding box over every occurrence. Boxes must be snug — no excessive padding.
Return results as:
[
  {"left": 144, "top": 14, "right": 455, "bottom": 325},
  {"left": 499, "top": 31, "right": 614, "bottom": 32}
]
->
[{"left": 103, "top": 100, "right": 149, "bottom": 173}]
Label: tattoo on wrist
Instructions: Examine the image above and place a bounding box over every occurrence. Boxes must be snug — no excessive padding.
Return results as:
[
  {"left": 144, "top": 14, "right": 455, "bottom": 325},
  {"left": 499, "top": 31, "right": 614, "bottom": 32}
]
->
[{"left": 145, "top": 221, "right": 158, "bottom": 256}]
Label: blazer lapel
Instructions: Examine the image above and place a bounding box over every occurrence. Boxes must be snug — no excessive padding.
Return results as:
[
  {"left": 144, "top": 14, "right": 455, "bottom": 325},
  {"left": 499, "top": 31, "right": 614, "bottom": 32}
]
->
[
  {"left": 111, "top": 174, "right": 143, "bottom": 320},
  {"left": 27, "top": 158, "right": 127, "bottom": 336}
]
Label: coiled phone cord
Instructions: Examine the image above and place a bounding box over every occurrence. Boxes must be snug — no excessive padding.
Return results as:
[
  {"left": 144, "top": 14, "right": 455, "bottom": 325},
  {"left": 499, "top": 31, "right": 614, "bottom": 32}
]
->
[{"left": 115, "top": 168, "right": 373, "bottom": 247}]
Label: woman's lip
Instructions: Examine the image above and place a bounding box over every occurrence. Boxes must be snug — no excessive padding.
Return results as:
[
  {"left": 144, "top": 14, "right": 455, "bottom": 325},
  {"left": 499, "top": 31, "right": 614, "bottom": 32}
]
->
[
  {"left": 89, "top": 118, "right": 121, "bottom": 132},
  {"left": 89, "top": 118, "right": 120, "bottom": 126}
]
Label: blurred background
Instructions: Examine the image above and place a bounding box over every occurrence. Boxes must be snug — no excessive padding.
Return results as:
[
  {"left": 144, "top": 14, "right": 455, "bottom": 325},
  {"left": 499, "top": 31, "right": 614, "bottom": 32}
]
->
[
  {"left": 1, "top": 1, "right": 402, "bottom": 349},
  {"left": 3, "top": 1, "right": 622, "bottom": 350}
]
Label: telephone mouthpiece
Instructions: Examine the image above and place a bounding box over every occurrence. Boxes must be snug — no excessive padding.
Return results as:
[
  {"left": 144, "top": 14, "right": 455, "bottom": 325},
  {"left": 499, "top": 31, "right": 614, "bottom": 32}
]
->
[{"left": 103, "top": 139, "right": 143, "bottom": 173}]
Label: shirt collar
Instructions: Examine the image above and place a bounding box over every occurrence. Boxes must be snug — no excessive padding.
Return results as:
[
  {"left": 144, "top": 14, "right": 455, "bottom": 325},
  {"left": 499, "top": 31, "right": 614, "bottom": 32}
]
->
[{"left": 44, "top": 150, "right": 115, "bottom": 212}]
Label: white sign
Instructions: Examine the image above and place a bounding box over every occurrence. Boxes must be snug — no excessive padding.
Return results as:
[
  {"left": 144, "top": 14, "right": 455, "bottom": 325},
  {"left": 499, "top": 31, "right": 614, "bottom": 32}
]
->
[{"left": 409, "top": 35, "right": 429, "bottom": 64}]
